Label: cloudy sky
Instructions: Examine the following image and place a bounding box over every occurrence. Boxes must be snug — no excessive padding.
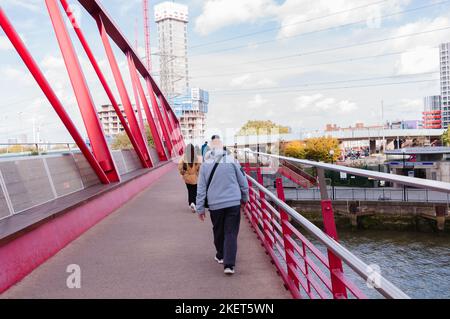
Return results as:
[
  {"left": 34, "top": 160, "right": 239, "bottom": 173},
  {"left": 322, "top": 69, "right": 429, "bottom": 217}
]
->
[{"left": 1, "top": 0, "right": 450, "bottom": 143}]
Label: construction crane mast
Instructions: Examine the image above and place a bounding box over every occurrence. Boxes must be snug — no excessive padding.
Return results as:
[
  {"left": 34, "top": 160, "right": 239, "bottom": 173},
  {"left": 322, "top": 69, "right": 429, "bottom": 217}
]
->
[{"left": 143, "top": 0, "right": 152, "bottom": 72}]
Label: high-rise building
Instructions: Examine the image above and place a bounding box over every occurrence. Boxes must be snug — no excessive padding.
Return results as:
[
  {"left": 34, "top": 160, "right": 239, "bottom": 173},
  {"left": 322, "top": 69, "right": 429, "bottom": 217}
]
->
[
  {"left": 173, "top": 88, "right": 209, "bottom": 143},
  {"left": 440, "top": 43, "right": 450, "bottom": 128},
  {"left": 154, "top": 1, "right": 209, "bottom": 143},
  {"left": 422, "top": 96, "right": 442, "bottom": 129},
  {"left": 154, "top": 2, "right": 189, "bottom": 98},
  {"left": 97, "top": 104, "right": 138, "bottom": 137}
]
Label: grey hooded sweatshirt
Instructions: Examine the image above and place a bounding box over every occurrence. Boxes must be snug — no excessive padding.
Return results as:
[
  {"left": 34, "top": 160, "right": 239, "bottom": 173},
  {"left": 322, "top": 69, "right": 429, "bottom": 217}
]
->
[{"left": 196, "top": 148, "right": 249, "bottom": 213}]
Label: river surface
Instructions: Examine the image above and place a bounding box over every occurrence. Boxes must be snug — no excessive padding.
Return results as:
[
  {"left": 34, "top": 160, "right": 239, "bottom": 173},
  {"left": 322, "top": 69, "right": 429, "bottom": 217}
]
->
[{"left": 305, "top": 230, "right": 450, "bottom": 299}]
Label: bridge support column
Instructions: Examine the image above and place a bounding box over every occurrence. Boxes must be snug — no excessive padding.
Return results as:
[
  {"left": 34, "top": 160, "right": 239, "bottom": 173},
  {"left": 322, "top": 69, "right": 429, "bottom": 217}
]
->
[
  {"left": 369, "top": 139, "right": 377, "bottom": 155},
  {"left": 435, "top": 205, "right": 448, "bottom": 231}
]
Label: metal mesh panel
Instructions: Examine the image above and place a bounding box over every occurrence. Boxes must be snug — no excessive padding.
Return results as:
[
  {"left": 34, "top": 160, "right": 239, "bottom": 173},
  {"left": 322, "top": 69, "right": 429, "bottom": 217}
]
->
[
  {"left": 112, "top": 150, "right": 127, "bottom": 175},
  {"left": 0, "top": 159, "right": 55, "bottom": 213},
  {"left": 149, "top": 147, "right": 160, "bottom": 166},
  {"left": 46, "top": 155, "right": 84, "bottom": 197},
  {"left": 0, "top": 182, "right": 11, "bottom": 219},
  {"left": 122, "top": 149, "right": 141, "bottom": 173},
  {"left": 73, "top": 153, "right": 101, "bottom": 188}
]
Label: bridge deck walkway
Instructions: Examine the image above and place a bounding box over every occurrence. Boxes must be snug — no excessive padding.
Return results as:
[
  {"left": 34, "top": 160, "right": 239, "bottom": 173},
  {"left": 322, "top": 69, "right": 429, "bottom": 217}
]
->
[{"left": 1, "top": 167, "right": 290, "bottom": 299}]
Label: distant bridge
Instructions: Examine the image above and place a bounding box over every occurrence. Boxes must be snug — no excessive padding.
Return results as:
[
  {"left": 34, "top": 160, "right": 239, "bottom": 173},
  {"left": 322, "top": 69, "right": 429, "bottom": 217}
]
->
[{"left": 227, "top": 129, "right": 445, "bottom": 148}]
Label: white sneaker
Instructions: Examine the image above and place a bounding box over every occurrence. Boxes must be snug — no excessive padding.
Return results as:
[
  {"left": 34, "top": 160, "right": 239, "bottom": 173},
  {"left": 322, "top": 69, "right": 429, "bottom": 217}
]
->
[
  {"left": 190, "top": 203, "right": 196, "bottom": 213},
  {"left": 214, "top": 256, "right": 223, "bottom": 264},
  {"left": 224, "top": 267, "right": 235, "bottom": 275}
]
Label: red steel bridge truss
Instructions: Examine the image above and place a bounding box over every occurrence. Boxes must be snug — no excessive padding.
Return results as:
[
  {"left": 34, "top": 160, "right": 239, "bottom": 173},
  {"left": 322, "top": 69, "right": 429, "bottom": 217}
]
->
[{"left": 0, "top": 0, "right": 185, "bottom": 185}]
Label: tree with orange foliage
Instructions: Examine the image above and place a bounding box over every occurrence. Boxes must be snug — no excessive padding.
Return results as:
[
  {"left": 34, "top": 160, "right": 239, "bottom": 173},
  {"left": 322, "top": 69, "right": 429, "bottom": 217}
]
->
[{"left": 282, "top": 137, "right": 340, "bottom": 163}]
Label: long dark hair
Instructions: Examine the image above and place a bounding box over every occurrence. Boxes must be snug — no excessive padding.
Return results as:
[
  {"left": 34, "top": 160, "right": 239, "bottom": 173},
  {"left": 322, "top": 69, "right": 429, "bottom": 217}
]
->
[{"left": 184, "top": 144, "right": 196, "bottom": 168}]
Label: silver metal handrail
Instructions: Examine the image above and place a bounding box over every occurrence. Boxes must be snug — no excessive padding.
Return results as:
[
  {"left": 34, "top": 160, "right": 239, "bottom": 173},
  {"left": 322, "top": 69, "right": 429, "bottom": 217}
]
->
[
  {"left": 243, "top": 150, "right": 450, "bottom": 193},
  {"left": 246, "top": 173, "right": 410, "bottom": 299}
]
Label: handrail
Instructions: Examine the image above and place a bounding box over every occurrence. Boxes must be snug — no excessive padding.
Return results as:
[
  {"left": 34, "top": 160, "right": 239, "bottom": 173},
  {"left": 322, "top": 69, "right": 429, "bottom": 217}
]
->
[
  {"left": 280, "top": 159, "right": 317, "bottom": 185},
  {"left": 246, "top": 173, "right": 410, "bottom": 299},
  {"left": 243, "top": 150, "right": 450, "bottom": 193},
  {"left": 0, "top": 143, "right": 75, "bottom": 146}
]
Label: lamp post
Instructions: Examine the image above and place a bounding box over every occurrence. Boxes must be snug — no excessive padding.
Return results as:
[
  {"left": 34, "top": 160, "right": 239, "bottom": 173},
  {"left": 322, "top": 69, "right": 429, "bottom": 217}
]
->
[
  {"left": 329, "top": 149, "right": 335, "bottom": 164},
  {"left": 402, "top": 148, "right": 407, "bottom": 201}
]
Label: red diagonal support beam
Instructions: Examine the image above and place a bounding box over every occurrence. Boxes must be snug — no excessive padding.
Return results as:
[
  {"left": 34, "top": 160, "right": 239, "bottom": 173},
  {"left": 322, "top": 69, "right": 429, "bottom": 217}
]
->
[
  {"left": 59, "top": 0, "right": 149, "bottom": 170},
  {"left": 128, "top": 54, "right": 168, "bottom": 161},
  {"left": 156, "top": 94, "right": 177, "bottom": 155},
  {"left": 126, "top": 54, "right": 147, "bottom": 144},
  {"left": 45, "top": 0, "right": 120, "bottom": 182},
  {"left": 76, "top": 0, "right": 183, "bottom": 152},
  {"left": 157, "top": 94, "right": 183, "bottom": 156},
  {"left": 145, "top": 78, "right": 173, "bottom": 158},
  {"left": 0, "top": 7, "right": 109, "bottom": 184},
  {"left": 96, "top": 14, "right": 153, "bottom": 168}
]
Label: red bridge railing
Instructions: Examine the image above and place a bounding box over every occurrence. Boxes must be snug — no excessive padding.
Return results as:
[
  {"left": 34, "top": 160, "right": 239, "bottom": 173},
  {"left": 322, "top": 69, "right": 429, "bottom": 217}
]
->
[{"left": 240, "top": 151, "right": 413, "bottom": 299}]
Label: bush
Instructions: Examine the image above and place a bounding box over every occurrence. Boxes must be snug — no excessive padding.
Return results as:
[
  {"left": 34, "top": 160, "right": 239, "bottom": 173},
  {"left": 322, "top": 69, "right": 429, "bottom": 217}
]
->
[{"left": 111, "top": 124, "right": 155, "bottom": 150}]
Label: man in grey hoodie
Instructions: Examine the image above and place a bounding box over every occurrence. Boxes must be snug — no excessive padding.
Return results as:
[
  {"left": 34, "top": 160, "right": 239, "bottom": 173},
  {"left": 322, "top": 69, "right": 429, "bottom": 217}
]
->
[{"left": 196, "top": 136, "right": 249, "bottom": 275}]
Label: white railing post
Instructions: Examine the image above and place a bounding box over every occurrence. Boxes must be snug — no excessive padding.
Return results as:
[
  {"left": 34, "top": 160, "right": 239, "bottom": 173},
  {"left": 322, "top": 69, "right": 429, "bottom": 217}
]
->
[{"left": 0, "top": 170, "right": 14, "bottom": 217}]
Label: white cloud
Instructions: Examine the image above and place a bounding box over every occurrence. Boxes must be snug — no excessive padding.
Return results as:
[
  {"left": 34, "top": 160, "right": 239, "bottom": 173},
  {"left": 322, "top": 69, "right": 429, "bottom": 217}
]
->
[
  {"left": 274, "top": 0, "right": 411, "bottom": 38},
  {"left": 0, "top": 66, "right": 35, "bottom": 86},
  {"left": 194, "top": 0, "right": 411, "bottom": 37},
  {"left": 0, "top": 36, "right": 13, "bottom": 51},
  {"left": 248, "top": 94, "right": 268, "bottom": 109},
  {"left": 1, "top": 0, "right": 42, "bottom": 12},
  {"left": 0, "top": 33, "right": 28, "bottom": 51},
  {"left": 395, "top": 47, "right": 439, "bottom": 75},
  {"left": 195, "top": 0, "right": 276, "bottom": 36},
  {"left": 295, "top": 94, "right": 357, "bottom": 113},
  {"left": 230, "top": 73, "right": 277, "bottom": 88},
  {"left": 389, "top": 16, "right": 450, "bottom": 50}
]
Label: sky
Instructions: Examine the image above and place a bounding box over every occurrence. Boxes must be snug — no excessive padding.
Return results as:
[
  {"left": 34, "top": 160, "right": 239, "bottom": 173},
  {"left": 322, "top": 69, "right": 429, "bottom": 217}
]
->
[{"left": 1, "top": 0, "right": 450, "bottom": 143}]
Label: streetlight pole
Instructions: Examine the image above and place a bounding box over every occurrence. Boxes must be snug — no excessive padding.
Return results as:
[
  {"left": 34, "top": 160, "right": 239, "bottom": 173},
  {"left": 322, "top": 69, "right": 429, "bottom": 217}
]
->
[{"left": 402, "top": 149, "right": 407, "bottom": 201}]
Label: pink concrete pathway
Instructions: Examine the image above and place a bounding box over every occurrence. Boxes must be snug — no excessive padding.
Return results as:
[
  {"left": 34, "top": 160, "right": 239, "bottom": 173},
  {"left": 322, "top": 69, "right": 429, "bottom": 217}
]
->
[{"left": 1, "top": 167, "right": 291, "bottom": 299}]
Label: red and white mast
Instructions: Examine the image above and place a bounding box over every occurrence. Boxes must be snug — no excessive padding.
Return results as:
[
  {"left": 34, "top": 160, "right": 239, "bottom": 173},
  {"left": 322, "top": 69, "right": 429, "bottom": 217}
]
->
[{"left": 143, "top": 0, "right": 152, "bottom": 72}]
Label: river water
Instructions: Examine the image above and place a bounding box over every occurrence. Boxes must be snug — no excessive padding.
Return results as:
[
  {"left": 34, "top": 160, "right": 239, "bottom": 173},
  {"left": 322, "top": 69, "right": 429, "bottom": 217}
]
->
[{"left": 309, "top": 230, "right": 450, "bottom": 299}]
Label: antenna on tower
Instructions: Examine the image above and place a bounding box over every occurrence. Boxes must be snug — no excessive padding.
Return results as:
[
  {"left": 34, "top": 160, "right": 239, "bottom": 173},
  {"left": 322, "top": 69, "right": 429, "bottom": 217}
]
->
[
  {"left": 134, "top": 16, "right": 138, "bottom": 51},
  {"left": 143, "top": 0, "right": 152, "bottom": 72}
]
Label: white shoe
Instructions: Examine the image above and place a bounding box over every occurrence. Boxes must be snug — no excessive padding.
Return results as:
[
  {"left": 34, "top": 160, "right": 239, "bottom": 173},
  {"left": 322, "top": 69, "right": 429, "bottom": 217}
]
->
[
  {"left": 214, "top": 256, "right": 223, "bottom": 264},
  {"left": 224, "top": 267, "right": 235, "bottom": 275},
  {"left": 190, "top": 203, "right": 196, "bottom": 213}
]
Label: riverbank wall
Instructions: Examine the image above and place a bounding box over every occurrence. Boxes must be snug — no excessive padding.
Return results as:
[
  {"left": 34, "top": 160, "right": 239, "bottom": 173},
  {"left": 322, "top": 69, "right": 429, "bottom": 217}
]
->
[{"left": 287, "top": 200, "right": 450, "bottom": 233}]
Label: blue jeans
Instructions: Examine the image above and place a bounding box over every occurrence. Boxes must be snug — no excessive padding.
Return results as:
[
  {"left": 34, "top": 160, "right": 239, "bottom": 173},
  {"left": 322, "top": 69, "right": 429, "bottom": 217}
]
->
[{"left": 209, "top": 205, "right": 241, "bottom": 267}]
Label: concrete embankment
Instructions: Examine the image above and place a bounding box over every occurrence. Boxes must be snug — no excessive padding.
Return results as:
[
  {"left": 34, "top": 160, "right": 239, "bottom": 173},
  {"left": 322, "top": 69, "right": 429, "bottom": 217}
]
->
[{"left": 288, "top": 200, "right": 450, "bottom": 233}]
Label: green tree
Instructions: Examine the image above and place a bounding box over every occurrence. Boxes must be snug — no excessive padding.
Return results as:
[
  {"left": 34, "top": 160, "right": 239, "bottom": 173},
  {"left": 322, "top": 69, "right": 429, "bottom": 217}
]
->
[
  {"left": 111, "top": 124, "right": 155, "bottom": 150},
  {"left": 237, "top": 120, "right": 290, "bottom": 136}
]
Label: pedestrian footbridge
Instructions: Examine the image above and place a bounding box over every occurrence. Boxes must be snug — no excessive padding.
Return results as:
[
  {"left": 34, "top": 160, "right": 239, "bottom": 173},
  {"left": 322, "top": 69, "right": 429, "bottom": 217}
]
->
[
  {"left": 2, "top": 0, "right": 449, "bottom": 300},
  {"left": 1, "top": 165, "right": 290, "bottom": 299}
]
